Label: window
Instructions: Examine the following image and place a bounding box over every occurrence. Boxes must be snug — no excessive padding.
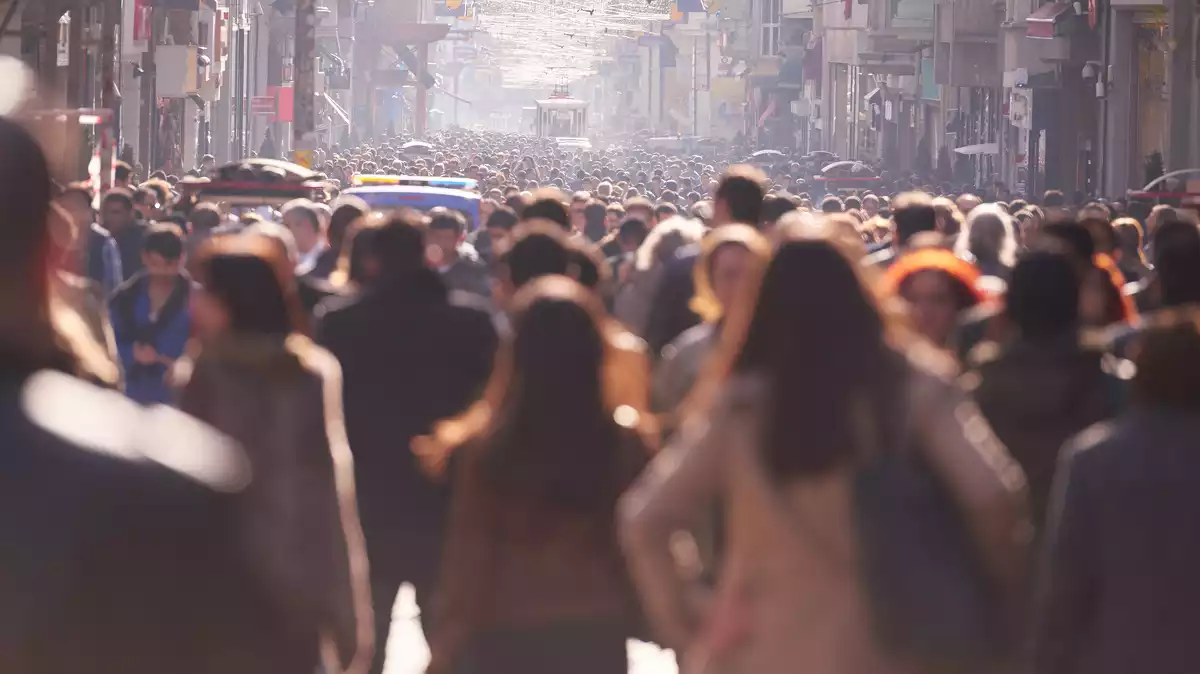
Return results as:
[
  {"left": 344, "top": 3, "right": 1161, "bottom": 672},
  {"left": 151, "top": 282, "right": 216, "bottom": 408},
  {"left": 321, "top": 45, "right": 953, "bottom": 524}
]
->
[{"left": 760, "top": 0, "right": 781, "bottom": 56}]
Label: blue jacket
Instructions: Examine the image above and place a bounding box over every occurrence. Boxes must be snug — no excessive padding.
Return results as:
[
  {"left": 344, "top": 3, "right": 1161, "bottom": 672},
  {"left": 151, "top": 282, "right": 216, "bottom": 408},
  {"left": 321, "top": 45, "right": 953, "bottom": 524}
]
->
[{"left": 109, "top": 272, "right": 193, "bottom": 405}]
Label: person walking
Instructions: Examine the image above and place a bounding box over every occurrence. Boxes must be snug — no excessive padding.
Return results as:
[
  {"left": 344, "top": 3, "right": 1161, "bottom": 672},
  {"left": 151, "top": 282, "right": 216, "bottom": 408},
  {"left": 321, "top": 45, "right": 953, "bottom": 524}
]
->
[
  {"left": 0, "top": 113, "right": 297, "bottom": 674},
  {"left": 181, "top": 235, "right": 374, "bottom": 674},
  {"left": 421, "top": 276, "right": 653, "bottom": 674},
  {"left": 109, "top": 224, "right": 193, "bottom": 405},
  {"left": 967, "top": 246, "right": 1123, "bottom": 525},
  {"left": 1034, "top": 308, "right": 1200, "bottom": 674},
  {"left": 316, "top": 209, "right": 498, "bottom": 674},
  {"left": 620, "top": 217, "right": 1030, "bottom": 674}
]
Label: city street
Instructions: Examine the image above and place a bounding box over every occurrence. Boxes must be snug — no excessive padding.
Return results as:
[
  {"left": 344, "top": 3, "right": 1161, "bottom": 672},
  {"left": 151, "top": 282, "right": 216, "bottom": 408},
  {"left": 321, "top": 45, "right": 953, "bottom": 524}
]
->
[{"left": 382, "top": 586, "right": 679, "bottom": 674}]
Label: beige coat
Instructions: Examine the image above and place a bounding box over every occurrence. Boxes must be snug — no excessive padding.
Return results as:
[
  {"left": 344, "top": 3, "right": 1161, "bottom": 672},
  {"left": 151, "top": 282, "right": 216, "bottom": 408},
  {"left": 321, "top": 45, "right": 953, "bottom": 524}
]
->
[
  {"left": 179, "top": 334, "right": 374, "bottom": 674},
  {"left": 619, "top": 350, "right": 1031, "bottom": 674}
]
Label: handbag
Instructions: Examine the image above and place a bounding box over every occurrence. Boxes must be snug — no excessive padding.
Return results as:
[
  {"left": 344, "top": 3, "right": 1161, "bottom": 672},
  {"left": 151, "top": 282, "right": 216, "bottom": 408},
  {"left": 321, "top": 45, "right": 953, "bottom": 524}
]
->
[{"left": 851, "top": 390, "right": 1013, "bottom": 674}]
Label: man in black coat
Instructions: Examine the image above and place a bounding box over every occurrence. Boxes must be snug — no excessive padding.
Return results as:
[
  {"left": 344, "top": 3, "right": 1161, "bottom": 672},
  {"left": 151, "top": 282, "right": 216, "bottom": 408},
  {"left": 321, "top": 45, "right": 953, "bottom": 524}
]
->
[
  {"left": 1033, "top": 314, "right": 1200, "bottom": 674},
  {"left": 315, "top": 210, "right": 498, "bottom": 674},
  {"left": 0, "top": 368, "right": 300, "bottom": 674}
]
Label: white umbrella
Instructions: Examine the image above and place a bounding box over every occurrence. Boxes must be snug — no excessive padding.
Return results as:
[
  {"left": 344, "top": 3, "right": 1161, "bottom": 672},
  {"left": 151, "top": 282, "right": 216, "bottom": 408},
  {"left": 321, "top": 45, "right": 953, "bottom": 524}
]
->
[{"left": 954, "top": 143, "right": 999, "bottom": 156}]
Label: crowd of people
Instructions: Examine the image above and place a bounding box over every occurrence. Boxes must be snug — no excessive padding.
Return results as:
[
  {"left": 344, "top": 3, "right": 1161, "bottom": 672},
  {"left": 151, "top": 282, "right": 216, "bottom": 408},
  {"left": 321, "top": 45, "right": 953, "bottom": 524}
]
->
[{"left": 5, "top": 115, "right": 1200, "bottom": 674}]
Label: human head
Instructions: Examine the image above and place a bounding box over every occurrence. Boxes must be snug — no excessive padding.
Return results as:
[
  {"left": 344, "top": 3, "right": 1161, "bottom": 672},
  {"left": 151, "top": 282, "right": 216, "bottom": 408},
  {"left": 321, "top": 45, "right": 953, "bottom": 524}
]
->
[
  {"left": 495, "top": 222, "right": 573, "bottom": 306},
  {"left": 820, "top": 196, "right": 844, "bottom": 214},
  {"left": 56, "top": 184, "right": 94, "bottom": 241},
  {"left": 617, "top": 218, "right": 649, "bottom": 254},
  {"left": 582, "top": 199, "right": 608, "bottom": 242},
  {"left": 957, "top": 203, "right": 1017, "bottom": 269},
  {"left": 931, "top": 197, "right": 964, "bottom": 239},
  {"left": 522, "top": 189, "right": 571, "bottom": 231},
  {"left": 862, "top": 193, "right": 880, "bottom": 217},
  {"left": 690, "top": 224, "right": 771, "bottom": 323},
  {"left": 890, "top": 191, "right": 938, "bottom": 248},
  {"left": 191, "top": 234, "right": 305, "bottom": 341},
  {"left": 1131, "top": 308, "right": 1200, "bottom": 410},
  {"left": 1151, "top": 217, "right": 1200, "bottom": 308},
  {"left": 281, "top": 199, "right": 323, "bottom": 256},
  {"left": 569, "top": 190, "right": 591, "bottom": 233},
  {"left": 485, "top": 205, "right": 520, "bottom": 256},
  {"left": 328, "top": 195, "right": 369, "bottom": 257},
  {"left": 760, "top": 194, "right": 797, "bottom": 231},
  {"left": 604, "top": 203, "right": 625, "bottom": 230},
  {"left": 100, "top": 189, "right": 136, "bottom": 233},
  {"left": 141, "top": 223, "right": 186, "bottom": 278},
  {"left": 954, "top": 193, "right": 982, "bottom": 216},
  {"left": 427, "top": 206, "right": 467, "bottom": 268},
  {"left": 692, "top": 215, "right": 901, "bottom": 481},
  {"left": 623, "top": 196, "right": 655, "bottom": 227},
  {"left": 114, "top": 161, "right": 134, "bottom": 189},
  {"left": 1005, "top": 246, "right": 1081, "bottom": 340},
  {"left": 881, "top": 248, "right": 984, "bottom": 348},
  {"left": 188, "top": 203, "right": 222, "bottom": 235},
  {"left": 633, "top": 216, "right": 707, "bottom": 273}
]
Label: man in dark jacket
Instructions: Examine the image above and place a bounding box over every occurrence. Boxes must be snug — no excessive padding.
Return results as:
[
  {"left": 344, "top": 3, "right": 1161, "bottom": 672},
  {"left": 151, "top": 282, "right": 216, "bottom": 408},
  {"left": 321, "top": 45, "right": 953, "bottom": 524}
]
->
[
  {"left": 967, "top": 247, "right": 1124, "bottom": 524},
  {"left": 315, "top": 210, "right": 498, "bottom": 674},
  {"left": 1034, "top": 311, "right": 1200, "bottom": 674}
]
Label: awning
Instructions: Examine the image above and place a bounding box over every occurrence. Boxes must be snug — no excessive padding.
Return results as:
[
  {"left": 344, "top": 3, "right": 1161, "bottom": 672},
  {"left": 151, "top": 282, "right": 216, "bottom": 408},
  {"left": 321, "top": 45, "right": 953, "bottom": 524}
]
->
[
  {"left": 954, "top": 143, "right": 1000, "bottom": 156},
  {"left": 1027, "top": 2, "right": 1071, "bottom": 39},
  {"left": 322, "top": 93, "right": 350, "bottom": 127}
]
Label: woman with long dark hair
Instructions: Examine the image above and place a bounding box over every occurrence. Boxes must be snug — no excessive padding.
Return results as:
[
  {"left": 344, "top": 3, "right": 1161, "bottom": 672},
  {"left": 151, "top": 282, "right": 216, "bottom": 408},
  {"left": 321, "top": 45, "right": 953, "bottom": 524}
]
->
[
  {"left": 422, "top": 276, "right": 654, "bottom": 674},
  {"left": 620, "top": 217, "right": 1030, "bottom": 674},
  {"left": 181, "top": 235, "right": 373, "bottom": 674}
]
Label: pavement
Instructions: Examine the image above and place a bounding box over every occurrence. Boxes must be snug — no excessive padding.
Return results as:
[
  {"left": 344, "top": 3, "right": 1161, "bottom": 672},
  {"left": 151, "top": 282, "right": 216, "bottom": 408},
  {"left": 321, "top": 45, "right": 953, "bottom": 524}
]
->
[{"left": 382, "top": 585, "right": 680, "bottom": 674}]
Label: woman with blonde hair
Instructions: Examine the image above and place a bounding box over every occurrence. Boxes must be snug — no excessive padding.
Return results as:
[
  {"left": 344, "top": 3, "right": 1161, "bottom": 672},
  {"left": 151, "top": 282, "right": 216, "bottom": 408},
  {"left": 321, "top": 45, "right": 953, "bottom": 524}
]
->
[
  {"left": 956, "top": 203, "right": 1018, "bottom": 280},
  {"left": 613, "top": 215, "right": 708, "bottom": 337},
  {"left": 621, "top": 217, "right": 1029, "bottom": 674},
  {"left": 181, "top": 235, "right": 374, "bottom": 674},
  {"left": 653, "top": 224, "right": 770, "bottom": 422}
]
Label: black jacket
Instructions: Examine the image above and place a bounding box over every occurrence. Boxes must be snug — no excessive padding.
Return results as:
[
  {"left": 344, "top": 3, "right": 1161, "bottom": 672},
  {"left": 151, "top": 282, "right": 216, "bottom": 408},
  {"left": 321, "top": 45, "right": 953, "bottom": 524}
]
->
[
  {"left": 315, "top": 270, "right": 498, "bottom": 578},
  {"left": 1034, "top": 410, "right": 1200, "bottom": 674},
  {"left": 0, "top": 367, "right": 303, "bottom": 674},
  {"left": 968, "top": 336, "right": 1123, "bottom": 524}
]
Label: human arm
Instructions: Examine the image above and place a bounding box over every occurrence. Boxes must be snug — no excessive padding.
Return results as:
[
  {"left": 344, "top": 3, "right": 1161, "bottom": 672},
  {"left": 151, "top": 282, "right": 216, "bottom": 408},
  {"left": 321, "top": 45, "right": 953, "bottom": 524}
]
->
[
  {"left": 1031, "top": 440, "right": 1100, "bottom": 674},
  {"left": 618, "top": 408, "right": 728, "bottom": 650}
]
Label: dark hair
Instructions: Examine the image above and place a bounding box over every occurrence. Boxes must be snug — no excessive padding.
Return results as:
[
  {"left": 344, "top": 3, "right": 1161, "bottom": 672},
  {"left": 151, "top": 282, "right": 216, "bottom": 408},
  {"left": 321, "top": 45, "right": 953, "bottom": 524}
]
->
[
  {"left": 188, "top": 203, "right": 222, "bottom": 233},
  {"left": 654, "top": 202, "right": 679, "bottom": 220},
  {"left": 102, "top": 189, "right": 135, "bottom": 210},
  {"left": 760, "top": 193, "right": 797, "bottom": 227},
  {"left": 1132, "top": 312, "right": 1200, "bottom": 410},
  {"left": 114, "top": 161, "right": 133, "bottom": 182},
  {"left": 568, "top": 242, "right": 609, "bottom": 289},
  {"left": 820, "top": 196, "right": 844, "bottom": 213},
  {"left": 716, "top": 171, "right": 766, "bottom": 224},
  {"left": 1039, "top": 221, "right": 1096, "bottom": 267},
  {"left": 428, "top": 206, "right": 467, "bottom": 236},
  {"left": 329, "top": 198, "right": 368, "bottom": 254},
  {"left": 523, "top": 197, "right": 571, "bottom": 230},
  {"left": 505, "top": 225, "right": 572, "bottom": 289},
  {"left": 1042, "top": 190, "right": 1066, "bottom": 208},
  {"left": 1152, "top": 219, "right": 1200, "bottom": 307},
  {"left": 618, "top": 218, "right": 649, "bottom": 247},
  {"left": 728, "top": 224, "right": 899, "bottom": 481},
  {"left": 195, "top": 240, "right": 303, "bottom": 337},
  {"left": 282, "top": 200, "right": 321, "bottom": 233},
  {"left": 480, "top": 279, "right": 627, "bottom": 511},
  {"left": 142, "top": 223, "right": 185, "bottom": 260},
  {"left": 844, "top": 196, "right": 863, "bottom": 211},
  {"left": 1006, "top": 246, "right": 1080, "bottom": 339},
  {"left": 505, "top": 193, "right": 529, "bottom": 216},
  {"left": 1008, "top": 199, "right": 1029, "bottom": 215},
  {"left": 890, "top": 191, "right": 937, "bottom": 245},
  {"left": 583, "top": 200, "right": 608, "bottom": 242},
  {"left": 1079, "top": 216, "right": 1117, "bottom": 255},
  {"left": 486, "top": 205, "right": 520, "bottom": 232}
]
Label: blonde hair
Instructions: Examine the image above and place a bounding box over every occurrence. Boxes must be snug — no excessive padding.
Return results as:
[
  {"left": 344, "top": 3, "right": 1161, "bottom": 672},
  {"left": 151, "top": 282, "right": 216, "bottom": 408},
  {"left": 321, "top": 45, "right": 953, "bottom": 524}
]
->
[
  {"left": 633, "top": 215, "right": 707, "bottom": 272},
  {"left": 957, "top": 203, "right": 1017, "bottom": 268},
  {"left": 689, "top": 224, "right": 772, "bottom": 322}
]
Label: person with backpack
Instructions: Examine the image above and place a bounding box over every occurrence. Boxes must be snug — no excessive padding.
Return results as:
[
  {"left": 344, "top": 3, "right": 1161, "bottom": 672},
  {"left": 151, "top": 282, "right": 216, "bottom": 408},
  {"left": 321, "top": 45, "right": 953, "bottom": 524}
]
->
[
  {"left": 110, "top": 224, "right": 194, "bottom": 405},
  {"left": 620, "top": 217, "right": 1031, "bottom": 674}
]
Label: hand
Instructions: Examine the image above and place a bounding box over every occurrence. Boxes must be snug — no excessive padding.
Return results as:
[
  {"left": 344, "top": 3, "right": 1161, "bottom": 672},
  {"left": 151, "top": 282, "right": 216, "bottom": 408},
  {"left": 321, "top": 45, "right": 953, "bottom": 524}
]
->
[{"left": 133, "top": 343, "right": 159, "bottom": 365}]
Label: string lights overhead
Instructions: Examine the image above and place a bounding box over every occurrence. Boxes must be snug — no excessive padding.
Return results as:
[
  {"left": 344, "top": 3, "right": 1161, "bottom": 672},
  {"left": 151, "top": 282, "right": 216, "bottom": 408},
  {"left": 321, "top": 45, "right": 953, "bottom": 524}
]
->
[{"left": 473, "top": 0, "right": 673, "bottom": 88}]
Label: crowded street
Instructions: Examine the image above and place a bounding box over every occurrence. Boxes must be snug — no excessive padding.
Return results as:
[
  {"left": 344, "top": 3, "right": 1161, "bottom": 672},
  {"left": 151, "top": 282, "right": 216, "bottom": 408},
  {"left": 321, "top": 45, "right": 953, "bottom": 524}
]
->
[{"left": 3, "top": 0, "right": 1200, "bottom": 674}]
